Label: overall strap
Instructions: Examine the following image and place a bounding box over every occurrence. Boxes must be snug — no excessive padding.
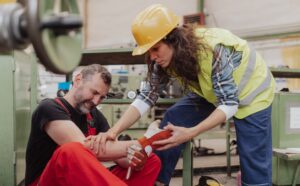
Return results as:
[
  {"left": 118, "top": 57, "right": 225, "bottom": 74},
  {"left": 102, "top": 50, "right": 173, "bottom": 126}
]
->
[
  {"left": 54, "top": 98, "right": 96, "bottom": 136},
  {"left": 86, "top": 113, "right": 96, "bottom": 136},
  {"left": 54, "top": 98, "right": 70, "bottom": 116}
]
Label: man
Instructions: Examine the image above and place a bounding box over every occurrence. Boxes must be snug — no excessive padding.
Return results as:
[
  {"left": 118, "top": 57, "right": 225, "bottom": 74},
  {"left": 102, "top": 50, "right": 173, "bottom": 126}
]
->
[{"left": 25, "top": 64, "right": 167, "bottom": 186}]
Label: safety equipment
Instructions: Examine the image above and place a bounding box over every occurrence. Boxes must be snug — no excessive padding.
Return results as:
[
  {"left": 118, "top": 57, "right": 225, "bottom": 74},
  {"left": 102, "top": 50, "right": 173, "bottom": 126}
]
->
[
  {"left": 187, "top": 28, "right": 275, "bottom": 119},
  {"left": 126, "top": 120, "right": 171, "bottom": 179},
  {"left": 138, "top": 120, "right": 172, "bottom": 154},
  {"left": 131, "top": 4, "right": 179, "bottom": 56},
  {"left": 196, "top": 176, "right": 223, "bottom": 186},
  {"left": 0, "top": 0, "right": 82, "bottom": 74}
]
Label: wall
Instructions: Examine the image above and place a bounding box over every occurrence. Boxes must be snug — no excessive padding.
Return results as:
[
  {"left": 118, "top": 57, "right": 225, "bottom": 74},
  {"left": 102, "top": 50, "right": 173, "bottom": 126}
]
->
[
  {"left": 80, "top": 0, "right": 198, "bottom": 49},
  {"left": 73, "top": 1, "right": 300, "bottom": 92},
  {"left": 204, "top": 0, "right": 300, "bottom": 39},
  {"left": 80, "top": 0, "right": 300, "bottom": 48}
]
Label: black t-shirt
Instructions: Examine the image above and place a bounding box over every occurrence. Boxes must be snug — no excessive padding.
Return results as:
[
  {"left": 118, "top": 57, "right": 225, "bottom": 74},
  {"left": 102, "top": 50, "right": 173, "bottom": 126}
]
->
[{"left": 25, "top": 98, "right": 110, "bottom": 185}]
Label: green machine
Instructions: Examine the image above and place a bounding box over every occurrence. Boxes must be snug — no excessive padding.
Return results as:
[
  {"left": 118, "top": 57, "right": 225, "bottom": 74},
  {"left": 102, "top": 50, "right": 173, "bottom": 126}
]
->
[
  {"left": 0, "top": 0, "right": 83, "bottom": 185},
  {"left": 272, "top": 92, "right": 300, "bottom": 185},
  {"left": 0, "top": 51, "right": 37, "bottom": 186}
]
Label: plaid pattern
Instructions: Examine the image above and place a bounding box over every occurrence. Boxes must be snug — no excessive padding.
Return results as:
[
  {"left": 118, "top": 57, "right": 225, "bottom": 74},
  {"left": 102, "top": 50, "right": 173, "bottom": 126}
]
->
[
  {"left": 136, "top": 44, "right": 242, "bottom": 107},
  {"left": 136, "top": 82, "right": 159, "bottom": 107},
  {"left": 212, "top": 44, "right": 242, "bottom": 106}
]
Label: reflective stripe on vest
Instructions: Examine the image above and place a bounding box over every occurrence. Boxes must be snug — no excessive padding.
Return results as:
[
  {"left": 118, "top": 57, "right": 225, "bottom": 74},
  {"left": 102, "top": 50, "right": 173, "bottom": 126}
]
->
[{"left": 238, "top": 48, "right": 272, "bottom": 106}]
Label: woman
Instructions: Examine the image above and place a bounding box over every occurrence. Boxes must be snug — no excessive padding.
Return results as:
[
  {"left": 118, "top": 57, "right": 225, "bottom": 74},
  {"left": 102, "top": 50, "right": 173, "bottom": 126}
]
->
[{"left": 98, "top": 4, "right": 275, "bottom": 186}]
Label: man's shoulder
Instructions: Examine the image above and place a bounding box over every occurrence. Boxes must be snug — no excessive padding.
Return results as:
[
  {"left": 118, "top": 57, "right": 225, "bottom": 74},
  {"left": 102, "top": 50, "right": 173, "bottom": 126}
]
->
[
  {"left": 40, "top": 98, "right": 55, "bottom": 104},
  {"left": 36, "top": 98, "right": 59, "bottom": 112}
]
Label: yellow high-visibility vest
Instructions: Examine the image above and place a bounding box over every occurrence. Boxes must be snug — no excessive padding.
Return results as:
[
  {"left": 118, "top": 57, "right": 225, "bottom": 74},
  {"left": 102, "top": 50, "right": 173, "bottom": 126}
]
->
[{"left": 187, "top": 28, "right": 275, "bottom": 119}]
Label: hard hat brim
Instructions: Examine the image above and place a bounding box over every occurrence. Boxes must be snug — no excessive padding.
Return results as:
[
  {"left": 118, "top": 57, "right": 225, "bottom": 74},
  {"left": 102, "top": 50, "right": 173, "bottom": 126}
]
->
[
  {"left": 132, "top": 40, "right": 157, "bottom": 56},
  {"left": 131, "top": 4, "right": 180, "bottom": 56}
]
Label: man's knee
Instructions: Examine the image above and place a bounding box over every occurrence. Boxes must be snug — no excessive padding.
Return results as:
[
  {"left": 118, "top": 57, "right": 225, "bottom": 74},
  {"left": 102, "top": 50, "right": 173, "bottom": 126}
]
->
[
  {"left": 147, "top": 154, "right": 161, "bottom": 172},
  {"left": 54, "top": 142, "right": 89, "bottom": 158}
]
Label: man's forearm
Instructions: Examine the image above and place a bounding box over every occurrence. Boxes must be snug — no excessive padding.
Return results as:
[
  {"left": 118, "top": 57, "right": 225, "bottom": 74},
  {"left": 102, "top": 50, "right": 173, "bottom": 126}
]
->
[
  {"left": 114, "top": 157, "right": 130, "bottom": 168},
  {"left": 84, "top": 139, "right": 139, "bottom": 161}
]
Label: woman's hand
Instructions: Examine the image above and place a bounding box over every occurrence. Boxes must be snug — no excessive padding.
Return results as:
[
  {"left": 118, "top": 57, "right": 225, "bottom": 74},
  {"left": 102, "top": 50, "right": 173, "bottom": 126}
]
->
[
  {"left": 85, "top": 129, "right": 118, "bottom": 155},
  {"left": 152, "top": 122, "right": 194, "bottom": 150}
]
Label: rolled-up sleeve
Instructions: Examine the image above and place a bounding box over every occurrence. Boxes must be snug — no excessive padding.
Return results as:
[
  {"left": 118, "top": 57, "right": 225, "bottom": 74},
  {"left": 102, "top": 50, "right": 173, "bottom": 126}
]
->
[
  {"left": 131, "top": 81, "right": 159, "bottom": 116},
  {"left": 212, "top": 44, "right": 242, "bottom": 119}
]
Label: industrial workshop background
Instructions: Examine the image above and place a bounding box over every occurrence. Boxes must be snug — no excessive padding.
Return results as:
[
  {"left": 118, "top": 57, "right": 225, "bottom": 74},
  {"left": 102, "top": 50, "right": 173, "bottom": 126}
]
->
[{"left": 0, "top": 0, "right": 300, "bottom": 186}]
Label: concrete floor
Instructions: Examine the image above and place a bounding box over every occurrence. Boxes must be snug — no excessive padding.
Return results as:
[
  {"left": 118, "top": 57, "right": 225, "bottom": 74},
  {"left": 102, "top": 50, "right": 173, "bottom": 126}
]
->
[
  {"left": 164, "top": 138, "right": 240, "bottom": 186},
  {"left": 169, "top": 155, "right": 239, "bottom": 186},
  {"left": 100, "top": 138, "right": 240, "bottom": 185},
  {"left": 169, "top": 172, "right": 238, "bottom": 186}
]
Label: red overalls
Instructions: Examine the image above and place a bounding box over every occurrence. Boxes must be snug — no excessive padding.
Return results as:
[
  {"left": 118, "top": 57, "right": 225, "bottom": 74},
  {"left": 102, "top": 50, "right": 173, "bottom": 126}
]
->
[{"left": 28, "top": 98, "right": 161, "bottom": 186}]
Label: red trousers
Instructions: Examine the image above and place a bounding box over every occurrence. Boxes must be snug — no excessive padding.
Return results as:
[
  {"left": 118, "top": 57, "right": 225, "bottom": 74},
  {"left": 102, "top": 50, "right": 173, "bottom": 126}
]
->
[{"left": 28, "top": 142, "right": 161, "bottom": 186}]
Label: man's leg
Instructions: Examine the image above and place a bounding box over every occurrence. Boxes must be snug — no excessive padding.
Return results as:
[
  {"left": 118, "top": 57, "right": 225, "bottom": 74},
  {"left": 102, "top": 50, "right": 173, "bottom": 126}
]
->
[
  {"left": 234, "top": 105, "right": 272, "bottom": 186},
  {"left": 155, "top": 93, "right": 215, "bottom": 185},
  {"left": 111, "top": 153, "right": 161, "bottom": 186},
  {"left": 39, "top": 142, "right": 127, "bottom": 186}
]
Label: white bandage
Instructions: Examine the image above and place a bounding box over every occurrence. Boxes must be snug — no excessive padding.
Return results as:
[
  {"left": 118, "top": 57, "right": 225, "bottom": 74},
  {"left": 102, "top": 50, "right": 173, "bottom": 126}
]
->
[
  {"left": 217, "top": 105, "right": 238, "bottom": 120},
  {"left": 131, "top": 99, "right": 150, "bottom": 116}
]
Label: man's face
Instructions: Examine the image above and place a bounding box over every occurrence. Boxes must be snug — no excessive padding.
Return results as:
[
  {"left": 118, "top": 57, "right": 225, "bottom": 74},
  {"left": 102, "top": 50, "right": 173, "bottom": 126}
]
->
[{"left": 74, "top": 73, "right": 109, "bottom": 114}]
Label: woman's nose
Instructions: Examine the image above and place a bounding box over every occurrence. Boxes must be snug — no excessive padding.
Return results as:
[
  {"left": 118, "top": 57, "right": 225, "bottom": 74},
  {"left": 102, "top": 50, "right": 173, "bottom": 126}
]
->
[{"left": 149, "top": 51, "right": 157, "bottom": 61}]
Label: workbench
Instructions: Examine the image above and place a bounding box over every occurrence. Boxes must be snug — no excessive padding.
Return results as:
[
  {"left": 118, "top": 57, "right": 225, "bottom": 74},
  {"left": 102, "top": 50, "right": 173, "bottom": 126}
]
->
[{"left": 273, "top": 148, "right": 300, "bottom": 186}]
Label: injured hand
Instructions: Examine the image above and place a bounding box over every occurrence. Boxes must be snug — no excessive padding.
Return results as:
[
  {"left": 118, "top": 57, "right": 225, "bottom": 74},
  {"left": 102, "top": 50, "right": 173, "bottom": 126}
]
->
[
  {"left": 127, "top": 144, "right": 147, "bottom": 171},
  {"left": 126, "top": 120, "right": 172, "bottom": 179}
]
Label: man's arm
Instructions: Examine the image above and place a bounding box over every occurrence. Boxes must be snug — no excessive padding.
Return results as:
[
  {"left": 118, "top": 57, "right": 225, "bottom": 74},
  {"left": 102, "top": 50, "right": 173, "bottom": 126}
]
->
[
  {"left": 44, "top": 120, "right": 86, "bottom": 144},
  {"left": 44, "top": 120, "right": 138, "bottom": 160}
]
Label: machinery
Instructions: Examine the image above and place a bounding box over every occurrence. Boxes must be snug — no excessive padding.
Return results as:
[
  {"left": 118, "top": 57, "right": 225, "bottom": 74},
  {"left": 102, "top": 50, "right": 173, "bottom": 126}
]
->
[
  {"left": 272, "top": 92, "right": 300, "bottom": 185},
  {"left": 0, "top": 0, "right": 82, "bottom": 185},
  {"left": 99, "top": 74, "right": 155, "bottom": 130},
  {"left": 0, "top": 0, "right": 82, "bottom": 74},
  {"left": 0, "top": 51, "right": 37, "bottom": 186}
]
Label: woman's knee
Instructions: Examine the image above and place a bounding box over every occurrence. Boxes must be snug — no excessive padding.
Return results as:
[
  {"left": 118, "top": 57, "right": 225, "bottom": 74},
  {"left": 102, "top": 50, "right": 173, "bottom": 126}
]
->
[{"left": 160, "top": 106, "right": 179, "bottom": 127}]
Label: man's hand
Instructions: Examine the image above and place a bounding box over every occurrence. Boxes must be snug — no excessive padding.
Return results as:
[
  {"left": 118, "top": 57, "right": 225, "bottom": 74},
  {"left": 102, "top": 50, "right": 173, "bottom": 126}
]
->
[
  {"left": 127, "top": 144, "right": 148, "bottom": 171},
  {"left": 85, "top": 129, "right": 118, "bottom": 154}
]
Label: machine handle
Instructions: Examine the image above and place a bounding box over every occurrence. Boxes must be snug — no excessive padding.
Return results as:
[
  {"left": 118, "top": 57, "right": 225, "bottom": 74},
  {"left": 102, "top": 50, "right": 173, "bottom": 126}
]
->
[{"left": 41, "top": 14, "right": 82, "bottom": 30}]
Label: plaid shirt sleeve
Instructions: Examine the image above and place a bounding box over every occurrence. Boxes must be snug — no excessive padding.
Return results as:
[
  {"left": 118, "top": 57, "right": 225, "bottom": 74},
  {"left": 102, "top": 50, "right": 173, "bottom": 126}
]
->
[
  {"left": 212, "top": 44, "right": 242, "bottom": 106},
  {"left": 135, "top": 81, "right": 159, "bottom": 107}
]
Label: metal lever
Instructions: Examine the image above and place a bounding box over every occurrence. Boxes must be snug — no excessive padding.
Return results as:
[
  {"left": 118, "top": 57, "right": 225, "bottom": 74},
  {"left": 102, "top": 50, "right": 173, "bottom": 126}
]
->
[
  {"left": 0, "top": 0, "right": 82, "bottom": 74},
  {"left": 41, "top": 14, "right": 82, "bottom": 30}
]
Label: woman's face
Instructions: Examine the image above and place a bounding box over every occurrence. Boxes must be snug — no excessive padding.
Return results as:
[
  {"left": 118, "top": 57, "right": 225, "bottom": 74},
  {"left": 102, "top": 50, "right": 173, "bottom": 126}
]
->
[{"left": 148, "top": 41, "right": 173, "bottom": 68}]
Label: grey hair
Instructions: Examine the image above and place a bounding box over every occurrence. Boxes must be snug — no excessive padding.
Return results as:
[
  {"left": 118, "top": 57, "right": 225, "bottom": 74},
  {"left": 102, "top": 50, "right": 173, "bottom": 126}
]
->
[{"left": 80, "top": 64, "right": 112, "bottom": 86}]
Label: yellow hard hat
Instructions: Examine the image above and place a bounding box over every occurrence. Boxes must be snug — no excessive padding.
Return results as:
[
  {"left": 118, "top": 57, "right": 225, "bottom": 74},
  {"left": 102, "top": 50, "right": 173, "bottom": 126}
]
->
[{"left": 131, "top": 4, "right": 180, "bottom": 56}]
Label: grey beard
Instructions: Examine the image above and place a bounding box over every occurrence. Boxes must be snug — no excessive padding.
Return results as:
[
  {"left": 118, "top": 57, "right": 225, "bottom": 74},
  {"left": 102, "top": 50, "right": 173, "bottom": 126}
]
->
[
  {"left": 76, "top": 101, "right": 96, "bottom": 114},
  {"left": 76, "top": 103, "right": 90, "bottom": 114}
]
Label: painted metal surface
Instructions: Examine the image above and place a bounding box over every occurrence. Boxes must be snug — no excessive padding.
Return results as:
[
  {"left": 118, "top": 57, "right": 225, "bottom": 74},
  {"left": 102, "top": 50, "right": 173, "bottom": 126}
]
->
[
  {"left": 0, "top": 51, "right": 37, "bottom": 186},
  {"left": 272, "top": 92, "right": 300, "bottom": 185}
]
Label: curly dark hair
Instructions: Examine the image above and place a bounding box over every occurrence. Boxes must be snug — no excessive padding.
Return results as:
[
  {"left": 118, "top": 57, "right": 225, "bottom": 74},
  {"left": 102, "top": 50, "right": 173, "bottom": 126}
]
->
[{"left": 145, "top": 24, "right": 211, "bottom": 90}]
